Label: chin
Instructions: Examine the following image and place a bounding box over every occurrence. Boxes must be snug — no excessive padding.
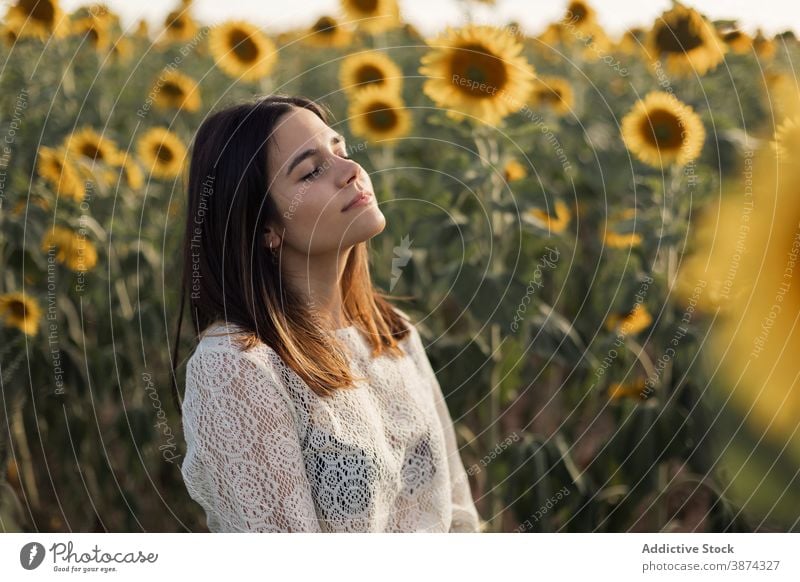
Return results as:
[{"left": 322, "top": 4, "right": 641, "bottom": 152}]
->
[{"left": 349, "top": 208, "right": 386, "bottom": 243}]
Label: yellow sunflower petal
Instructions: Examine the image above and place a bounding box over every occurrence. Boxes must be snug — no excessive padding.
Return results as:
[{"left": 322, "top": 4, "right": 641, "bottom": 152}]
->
[{"left": 0, "top": 292, "right": 42, "bottom": 336}]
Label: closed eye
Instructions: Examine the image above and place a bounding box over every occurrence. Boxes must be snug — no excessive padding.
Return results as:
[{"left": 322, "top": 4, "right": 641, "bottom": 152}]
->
[{"left": 301, "top": 152, "right": 352, "bottom": 182}]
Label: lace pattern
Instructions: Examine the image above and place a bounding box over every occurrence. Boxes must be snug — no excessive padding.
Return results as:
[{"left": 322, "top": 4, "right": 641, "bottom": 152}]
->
[{"left": 180, "top": 310, "right": 482, "bottom": 532}]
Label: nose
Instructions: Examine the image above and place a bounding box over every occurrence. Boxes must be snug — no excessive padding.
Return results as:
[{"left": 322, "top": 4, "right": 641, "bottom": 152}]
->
[{"left": 337, "top": 156, "right": 361, "bottom": 189}]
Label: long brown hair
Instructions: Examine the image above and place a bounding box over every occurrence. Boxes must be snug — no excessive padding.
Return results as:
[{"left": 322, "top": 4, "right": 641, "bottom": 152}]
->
[{"left": 170, "top": 94, "right": 412, "bottom": 414}]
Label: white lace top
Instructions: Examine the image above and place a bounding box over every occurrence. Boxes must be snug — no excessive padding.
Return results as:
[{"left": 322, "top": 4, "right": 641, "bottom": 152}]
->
[{"left": 179, "top": 312, "right": 482, "bottom": 533}]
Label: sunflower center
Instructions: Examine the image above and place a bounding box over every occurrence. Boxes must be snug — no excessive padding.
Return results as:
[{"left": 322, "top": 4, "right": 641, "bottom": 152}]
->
[
  {"left": 162, "top": 82, "right": 185, "bottom": 99},
  {"left": 81, "top": 143, "right": 103, "bottom": 160},
  {"left": 451, "top": 43, "right": 508, "bottom": 97},
  {"left": 166, "top": 11, "right": 185, "bottom": 31},
  {"left": 566, "top": 2, "right": 588, "bottom": 23},
  {"left": 353, "top": 0, "right": 379, "bottom": 13},
  {"left": 654, "top": 14, "right": 705, "bottom": 53},
  {"left": 356, "top": 64, "right": 385, "bottom": 86},
  {"left": 229, "top": 30, "right": 259, "bottom": 63},
  {"left": 313, "top": 16, "right": 337, "bottom": 34},
  {"left": 154, "top": 143, "right": 175, "bottom": 163},
  {"left": 8, "top": 299, "right": 27, "bottom": 319},
  {"left": 641, "top": 108, "right": 685, "bottom": 150},
  {"left": 539, "top": 88, "right": 562, "bottom": 104},
  {"left": 365, "top": 103, "right": 398, "bottom": 131},
  {"left": 20, "top": 0, "right": 55, "bottom": 24}
]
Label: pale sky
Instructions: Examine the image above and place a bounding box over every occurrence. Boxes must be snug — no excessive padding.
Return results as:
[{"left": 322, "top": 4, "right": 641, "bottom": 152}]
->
[{"left": 53, "top": 0, "right": 800, "bottom": 38}]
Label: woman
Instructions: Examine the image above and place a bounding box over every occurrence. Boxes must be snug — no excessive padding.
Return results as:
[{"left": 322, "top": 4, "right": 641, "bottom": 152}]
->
[{"left": 171, "top": 94, "right": 482, "bottom": 533}]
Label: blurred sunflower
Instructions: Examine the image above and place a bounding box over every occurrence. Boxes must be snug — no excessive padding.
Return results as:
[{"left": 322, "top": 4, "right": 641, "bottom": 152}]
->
[
  {"left": 718, "top": 27, "right": 752, "bottom": 54},
  {"left": 764, "top": 73, "right": 800, "bottom": 120},
  {"left": 621, "top": 91, "right": 705, "bottom": 168},
  {"left": 645, "top": 3, "right": 725, "bottom": 77},
  {"left": 71, "top": 14, "right": 112, "bottom": 52},
  {"left": 63, "top": 127, "right": 122, "bottom": 167},
  {"left": 4, "top": 0, "right": 70, "bottom": 41},
  {"left": 579, "top": 25, "right": 613, "bottom": 61},
  {"left": 605, "top": 303, "right": 652, "bottom": 337},
  {"left": 161, "top": 5, "right": 198, "bottom": 43},
  {"left": 608, "top": 377, "right": 648, "bottom": 401},
  {"left": 528, "top": 75, "right": 574, "bottom": 116},
  {"left": 341, "top": 0, "right": 401, "bottom": 34},
  {"left": 503, "top": 159, "right": 527, "bottom": 182},
  {"left": 340, "top": 50, "right": 403, "bottom": 96},
  {"left": 153, "top": 70, "right": 201, "bottom": 112},
  {"left": 561, "top": 0, "right": 597, "bottom": 34},
  {"left": 347, "top": 85, "right": 411, "bottom": 144},
  {"left": 616, "top": 27, "right": 646, "bottom": 55},
  {"left": 305, "top": 15, "right": 353, "bottom": 48},
  {"left": 37, "top": 146, "right": 85, "bottom": 203},
  {"left": 688, "top": 113, "right": 800, "bottom": 449},
  {"left": 134, "top": 18, "right": 149, "bottom": 39},
  {"left": 604, "top": 231, "right": 642, "bottom": 248},
  {"left": 109, "top": 35, "right": 133, "bottom": 63},
  {"left": 523, "top": 200, "right": 571, "bottom": 234},
  {"left": 11, "top": 194, "right": 51, "bottom": 217},
  {"left": 41, "top": 225, "right": 98, "bottom": 273},
  {"left": 209, "top": 21, "right": 277, "bottom": 82},
  {"left": 536, "top": 22, "right": 566, "bottom": 47},
  {"left": 120, "top": 157, "right": 144, "bottom": 190},
  {"left": 752, "top": 29, "right": 776, "bottom": 60},
  {"left": 772, "top": 116, "right": 800, "bottom": 162},
  {"left": 0, "top": 292, "right": 42, "bottom": 336},
  {"left": 419, "top": 24, "right": 536, "bottom": 126},
  {"left": 137, "top": 127, "right": 187, "bottom": 179}
]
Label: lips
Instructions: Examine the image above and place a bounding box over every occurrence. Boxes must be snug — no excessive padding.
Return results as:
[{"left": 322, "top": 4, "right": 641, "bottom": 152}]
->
[{"left": 341, "top": 189, "right": 372, "bottom": 212}]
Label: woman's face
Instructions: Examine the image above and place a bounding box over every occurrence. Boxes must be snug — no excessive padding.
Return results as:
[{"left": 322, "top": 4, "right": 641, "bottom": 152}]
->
[{"left": 266, "top": 106, "right": 385, "bottom": 255}]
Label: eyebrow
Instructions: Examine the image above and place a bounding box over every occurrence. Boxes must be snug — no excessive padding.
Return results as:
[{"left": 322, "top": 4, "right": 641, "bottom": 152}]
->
[{"left": 285, "top": 133, "right": 346, "bottom": 178}]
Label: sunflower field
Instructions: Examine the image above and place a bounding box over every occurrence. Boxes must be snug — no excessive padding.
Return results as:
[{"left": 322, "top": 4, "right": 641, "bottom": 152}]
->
[{"left": 1, "top": 0, "right": 800, "bottom": 533}]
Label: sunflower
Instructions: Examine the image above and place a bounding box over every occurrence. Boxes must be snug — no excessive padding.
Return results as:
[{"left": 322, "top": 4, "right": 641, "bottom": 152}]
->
[
  {"left": 523, "top": 200, "right": 571, "bottom": 234},
  {"left": 134, "top": 18, "right": 149, "bottom": 39},
  {"left": 209, "top": 21, "right": 277, "bottom": 82},
  {"left": 604, "top": 231, "right": 642, "bottom": 248},
  {"left": 607, "top": 377, "right": 648, "bottom": 401},
  {"left": 752, "top": 29, "right": 776, "bottom": 60},
  {"left": 120, "top": 157, "right": 144, "bottom": 190},
  {"left": 621, "top": 91, "right": 705, "bottom": 168},
  {"left": 137, "top": 127, "right": 187, "bottom": 179},
  {"left": 339, "top": 50, "right": 403, "bottom": 96},
  {"left": 419, "top": 24, "right": 536, "bottom": 126},
  {"left": 71, "top": 14, "right": 112, "bottom": 51},
  {"left": 616, "top": 27, "right": 646, "bottom": 55},
  {"left": 0, "top": 292, "right": 42, "bottom": 336},
  {"left": 11, "top": 194, "right": 51, "bottom": 217},
  {"left": 718, "top": 26, "right": 752, "bottom": 54},
  {"left": 765, "top": 73, "right": 800, "bottom": 120},
  {"left": 63, "top": 127, "right": 122, "bottom": 167},
  {"left": 341, "top": 0, "right": 401, "bottom": 34},
  {"left": 305, "top": 15, "right": 353, "bottom": 48},
  {"left": 687, "top": 116, "right": 800, "bottom": 449},
  {"left": 347, "top": 85, "right": 411, "bottom": 144},
  {"left": 645, "top": 3, "right": 726, "bottom": 77},
  {"left": 37, "top": 146, "right": 85, "bottom": 202},
  {"left": 561, "top": 0, "right": 597, "bottom": 34},
  {"left": 528, "top": 75, "right": 574, "bottom": 116},
  {"left": 161, "top": 6, "right": 198, "bottom": 43},
  {"left": 772, "top": 117, "right": 800, "bottom": 163},
  {"left": 109, "top": 35, "right": 133, "bottom": 63},
  {"left": 4, "top": 0, "right": 70, "bottom": 41},
  {"left": 503, "top": 159, "right": 527, "bottom": 182},
  {"left": 152, "top": 70, "right": 201, "bottom": 112},
  {"left": 605, "top": 303, "right": 652, "bottom": 337},
  {"left": 41, "top": 225, "right": 98, "bottom": 273}
]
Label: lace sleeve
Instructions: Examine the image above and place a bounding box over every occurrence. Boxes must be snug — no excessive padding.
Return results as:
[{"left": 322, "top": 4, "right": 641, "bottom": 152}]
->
[
  {"left": 406, "top": 323, "right": 483, "bottom": 533},
  {"left": 181, "top": 347, "right": 321, "bottom": 532}
]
